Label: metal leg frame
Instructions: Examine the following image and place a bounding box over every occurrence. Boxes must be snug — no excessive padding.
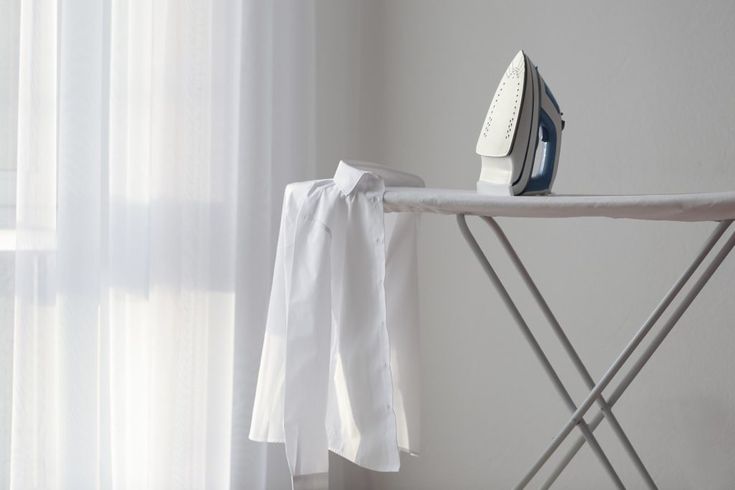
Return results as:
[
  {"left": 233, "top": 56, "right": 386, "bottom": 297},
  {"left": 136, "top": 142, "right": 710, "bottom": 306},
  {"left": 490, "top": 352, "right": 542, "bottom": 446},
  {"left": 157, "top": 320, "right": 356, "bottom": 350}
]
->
[{"left": 456, "top": 215, "right": 735, "bottom": 488}]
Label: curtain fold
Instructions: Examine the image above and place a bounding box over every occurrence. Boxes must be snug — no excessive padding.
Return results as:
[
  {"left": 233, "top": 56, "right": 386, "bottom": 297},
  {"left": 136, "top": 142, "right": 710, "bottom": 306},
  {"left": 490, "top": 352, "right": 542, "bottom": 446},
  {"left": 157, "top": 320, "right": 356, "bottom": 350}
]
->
[{"left": 4, "top": 0, "right": 315, "bottom": 488}]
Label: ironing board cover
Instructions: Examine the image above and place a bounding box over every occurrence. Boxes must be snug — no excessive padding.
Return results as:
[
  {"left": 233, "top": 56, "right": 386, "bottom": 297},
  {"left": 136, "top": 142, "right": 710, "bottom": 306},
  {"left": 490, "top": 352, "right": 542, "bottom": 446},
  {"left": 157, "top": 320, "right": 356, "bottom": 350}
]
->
[{"left": 383, "top": 188, "right": 735, "bottom": 222}]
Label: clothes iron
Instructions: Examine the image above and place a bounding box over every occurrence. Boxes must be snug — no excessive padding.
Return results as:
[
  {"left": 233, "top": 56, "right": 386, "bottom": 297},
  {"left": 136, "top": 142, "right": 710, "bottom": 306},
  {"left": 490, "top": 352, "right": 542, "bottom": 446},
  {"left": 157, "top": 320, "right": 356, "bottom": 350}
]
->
[{"left": 475, "top": 50, "right": 564, "bottom": 195}]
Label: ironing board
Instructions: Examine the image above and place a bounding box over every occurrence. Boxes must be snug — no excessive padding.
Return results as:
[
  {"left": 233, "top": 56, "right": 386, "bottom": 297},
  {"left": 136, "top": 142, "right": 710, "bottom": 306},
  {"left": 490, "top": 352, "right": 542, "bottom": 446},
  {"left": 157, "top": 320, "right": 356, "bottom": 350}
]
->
[{"left": 383, "top": 188, "right": 735, "bottom": 489}]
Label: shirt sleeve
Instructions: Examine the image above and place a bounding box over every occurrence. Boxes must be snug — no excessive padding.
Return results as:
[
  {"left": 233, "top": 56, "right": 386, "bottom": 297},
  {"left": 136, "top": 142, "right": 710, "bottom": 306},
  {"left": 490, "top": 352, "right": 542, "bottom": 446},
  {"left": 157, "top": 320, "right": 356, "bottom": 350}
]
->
[
  {"left": 250, "top": 183, "right": 307, "bottom": 443},
  {"left": 284, "top": 206, "right": 333, "bottom": 490}
]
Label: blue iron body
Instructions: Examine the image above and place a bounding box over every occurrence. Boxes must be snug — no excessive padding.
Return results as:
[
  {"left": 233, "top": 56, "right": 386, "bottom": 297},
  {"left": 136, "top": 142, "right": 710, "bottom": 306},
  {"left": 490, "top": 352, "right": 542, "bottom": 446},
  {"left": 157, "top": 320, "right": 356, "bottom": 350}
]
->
[{"left": 475, "top": 50, "right": 564, "bottom": 196}]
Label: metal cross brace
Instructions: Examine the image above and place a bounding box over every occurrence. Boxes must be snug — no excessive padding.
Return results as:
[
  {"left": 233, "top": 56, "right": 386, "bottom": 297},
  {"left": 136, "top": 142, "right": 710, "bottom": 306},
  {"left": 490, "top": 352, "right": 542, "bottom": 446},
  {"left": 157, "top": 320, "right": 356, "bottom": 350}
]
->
[{"left": 456, "top": 215, "right": 734, "bottom": 488}]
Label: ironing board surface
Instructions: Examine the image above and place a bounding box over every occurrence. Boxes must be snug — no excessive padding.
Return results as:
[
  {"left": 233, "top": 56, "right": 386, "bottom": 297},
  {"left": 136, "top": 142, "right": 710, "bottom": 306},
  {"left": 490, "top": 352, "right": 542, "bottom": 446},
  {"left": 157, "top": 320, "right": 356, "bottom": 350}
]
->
[{"left": 383, "top": 188, "right": 735, "bottom": 222}]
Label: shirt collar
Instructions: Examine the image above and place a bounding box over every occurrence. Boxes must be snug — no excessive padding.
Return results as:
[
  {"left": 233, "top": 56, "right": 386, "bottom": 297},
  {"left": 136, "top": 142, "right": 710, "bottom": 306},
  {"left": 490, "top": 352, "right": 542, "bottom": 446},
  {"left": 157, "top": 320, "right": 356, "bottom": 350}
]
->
[{"left": 334, "top": 160, "right": 377, "bottom": 196}]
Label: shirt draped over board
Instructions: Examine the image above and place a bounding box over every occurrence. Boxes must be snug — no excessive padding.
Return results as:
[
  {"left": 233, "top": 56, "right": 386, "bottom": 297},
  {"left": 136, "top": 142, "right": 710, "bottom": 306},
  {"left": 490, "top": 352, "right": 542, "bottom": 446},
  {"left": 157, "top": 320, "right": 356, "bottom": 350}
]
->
[{"left": 249, "top": 161, "right": 424, "bottom": 489}]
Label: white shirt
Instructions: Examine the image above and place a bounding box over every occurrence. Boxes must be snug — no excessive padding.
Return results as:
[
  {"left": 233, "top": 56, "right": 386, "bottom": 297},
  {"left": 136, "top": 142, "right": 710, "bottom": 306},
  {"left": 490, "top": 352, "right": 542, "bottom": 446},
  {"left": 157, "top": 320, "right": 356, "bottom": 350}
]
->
[{"left": 249, "top": 161, "right": 423, "bottom": 490}]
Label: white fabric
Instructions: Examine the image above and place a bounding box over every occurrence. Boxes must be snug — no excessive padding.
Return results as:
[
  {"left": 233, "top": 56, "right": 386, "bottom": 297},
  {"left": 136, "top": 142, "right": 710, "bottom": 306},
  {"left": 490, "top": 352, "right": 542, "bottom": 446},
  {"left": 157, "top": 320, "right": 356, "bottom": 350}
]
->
[
  {"left": 384, "top": 188, "right": 735, "bottom": 221},
  {"left": 250, "top": 161, "right": 423, "bottom": 489},
  {"left": 3, "top": 1, "right": 314, "bottom": 489}
]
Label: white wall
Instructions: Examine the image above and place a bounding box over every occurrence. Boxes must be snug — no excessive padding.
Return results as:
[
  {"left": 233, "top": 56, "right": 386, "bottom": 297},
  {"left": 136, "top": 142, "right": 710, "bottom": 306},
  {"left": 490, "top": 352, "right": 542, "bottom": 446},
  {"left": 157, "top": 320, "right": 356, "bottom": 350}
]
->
[{"left": 316, "top": 1, "right": 735, "bottom": 488}]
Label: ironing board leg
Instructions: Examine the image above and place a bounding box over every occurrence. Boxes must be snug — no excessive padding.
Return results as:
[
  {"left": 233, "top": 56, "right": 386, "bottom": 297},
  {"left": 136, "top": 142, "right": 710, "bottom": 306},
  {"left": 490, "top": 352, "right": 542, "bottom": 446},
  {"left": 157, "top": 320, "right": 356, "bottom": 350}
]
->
[
  {"left": 541, "top": 219, "right": 734, "bottom": 488},
  {"left": 479, "top": 216, "right": 657, "bottom": 489},
  {"left": 456, "top": 215, "right": 625, "bottom": 489},
  {"left": 515, "top": 220, "right": 735, "bottom": 489}
]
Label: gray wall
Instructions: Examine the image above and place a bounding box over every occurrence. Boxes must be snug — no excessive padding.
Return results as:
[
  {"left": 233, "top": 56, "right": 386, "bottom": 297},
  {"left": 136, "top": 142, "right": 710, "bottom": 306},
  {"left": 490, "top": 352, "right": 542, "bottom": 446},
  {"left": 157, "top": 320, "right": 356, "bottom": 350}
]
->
[{"left": 316, "top": 1, "right": 735, "bottom": 489}]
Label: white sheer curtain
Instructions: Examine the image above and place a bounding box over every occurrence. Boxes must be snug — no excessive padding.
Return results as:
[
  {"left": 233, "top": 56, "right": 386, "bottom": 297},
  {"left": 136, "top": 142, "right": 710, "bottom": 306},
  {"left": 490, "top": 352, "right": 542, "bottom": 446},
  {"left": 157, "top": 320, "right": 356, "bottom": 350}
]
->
[{"left": 2, "top": 0, "right": 313, "bottom": 488}]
